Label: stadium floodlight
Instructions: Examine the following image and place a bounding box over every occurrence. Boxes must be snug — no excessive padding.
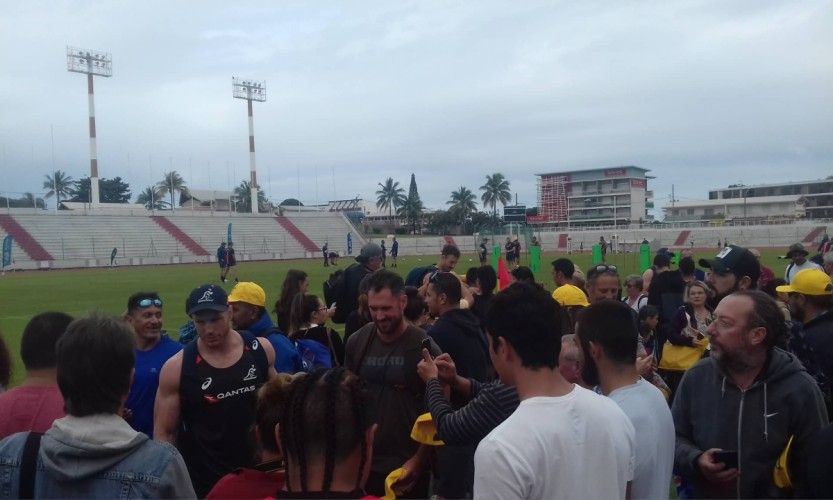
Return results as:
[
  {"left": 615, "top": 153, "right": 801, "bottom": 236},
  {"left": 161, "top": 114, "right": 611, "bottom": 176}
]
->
[
  {"left": 66, "top": 46, "right": 112, "bottom": 207},
  {"left": 232, "top": 76, "right": 267, "bottom": 214}
]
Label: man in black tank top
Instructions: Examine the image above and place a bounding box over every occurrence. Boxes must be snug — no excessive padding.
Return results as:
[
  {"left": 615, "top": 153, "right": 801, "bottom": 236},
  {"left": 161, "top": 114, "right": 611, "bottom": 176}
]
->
[{"left": 155, "top": 284, "right": 277, "bottom": 497}]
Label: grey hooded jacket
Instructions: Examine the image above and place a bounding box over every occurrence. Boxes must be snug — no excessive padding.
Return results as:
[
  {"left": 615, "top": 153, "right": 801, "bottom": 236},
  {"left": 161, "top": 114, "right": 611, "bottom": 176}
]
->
[
  {"left": 0, "top": 413, "right": 195, "bottom": 499},
  {"left": 672, "top": 348, "right": 828, "bottom": 498}
]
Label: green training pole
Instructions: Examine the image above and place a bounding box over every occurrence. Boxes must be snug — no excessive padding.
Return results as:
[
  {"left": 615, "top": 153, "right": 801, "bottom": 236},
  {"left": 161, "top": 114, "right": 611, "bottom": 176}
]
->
[
  {"left": 529, "top": 245, "right": 541, "bottom": 272},
  {"left": 491, "top": 245, "right": 501, "bottom": 270},
  {"left": 591, "top": 244, "right": 602, "bottom": 265},
  {"left": 639, "top": 243, "right": 651, "bottom": 272}
]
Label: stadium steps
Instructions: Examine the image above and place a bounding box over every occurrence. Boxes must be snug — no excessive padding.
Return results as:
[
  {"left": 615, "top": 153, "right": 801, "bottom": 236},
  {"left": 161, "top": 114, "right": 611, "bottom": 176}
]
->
[
  {"left": 0, "top": 215, "right": 54, "bottom": 261},
  {"left": 802, "top": 226, "right": 826, "bottom": 244},
  {"left": 150, "top": 216, "right": 210, "bottom": 256},
  {"left": 275, "top": 217, "right": 319, "bottom": 253},
  {"left": 673, "top": 230, "right": 691, "bottom": 247}
]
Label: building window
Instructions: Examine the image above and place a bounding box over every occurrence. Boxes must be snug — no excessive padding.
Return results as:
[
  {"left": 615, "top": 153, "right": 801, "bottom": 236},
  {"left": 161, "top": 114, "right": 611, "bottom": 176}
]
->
[
  {"left": 687, "top": 209, "right": 695, "bottom": 215},
  {"left": 705, "top": 208, "right": 714, "bottom": 216}
]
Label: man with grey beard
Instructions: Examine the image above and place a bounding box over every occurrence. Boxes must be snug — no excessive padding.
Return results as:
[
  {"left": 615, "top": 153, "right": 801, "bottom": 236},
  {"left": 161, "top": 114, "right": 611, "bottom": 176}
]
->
[{"left": 672, "top": 290, "right": 827, "bottom": 498}]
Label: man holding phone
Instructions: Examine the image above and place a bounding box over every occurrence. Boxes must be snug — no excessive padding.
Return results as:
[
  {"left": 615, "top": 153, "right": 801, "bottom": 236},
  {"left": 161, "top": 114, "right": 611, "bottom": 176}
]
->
[{"left": 672, "top": 291, "right": 828, "bottom": 498}]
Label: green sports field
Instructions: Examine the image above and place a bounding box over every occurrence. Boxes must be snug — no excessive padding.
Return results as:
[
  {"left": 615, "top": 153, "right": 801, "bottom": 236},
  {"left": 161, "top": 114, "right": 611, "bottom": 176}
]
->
[{"left": 0, "top": 248, "right": 790, "bottom": 387}]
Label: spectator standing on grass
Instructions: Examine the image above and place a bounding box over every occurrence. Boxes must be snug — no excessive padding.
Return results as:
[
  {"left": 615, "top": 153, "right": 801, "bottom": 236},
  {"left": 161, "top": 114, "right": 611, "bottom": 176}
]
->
[
  {"left": 155, "top": 284, "right": 277, "bottom": 497},
  {"left": 345, "top": 270, "right": 441, "bottom": 498},
  {"left": 473, "top": 283, "right": 635, "bottom": 500},
  {"left": 229, "top": 281, "right": 301, "bottom": 374},
  {"left": 622, "top": 274, "right": 648, "bottom": 312},
  {"left": 424, "top": 272, "right": 491, "bottom": 500},
  {"left": 289, "top": 293, "right": 344, "bottom": 367},
  {"left": 123, "top": 293, "right": 182, "bottom": 438},
  {"left": 380, "top": 239, "right": 387, "bottom": 268},
  {"left": 0, "top": 314, "right": 195, "bottom": 499},
  {"left": 226, "top": 242, "right": 238, "bottom": 282},
  {"left": 577, "top": 301, "right": 674, "bottom": 500},
  {"left": 0, "top": 313, "right": 72, "bottom": 439},
  {"left": 672, "top": 291, "right": 828, "bottom": 498},
  {"left": 479, "top": 238, "right": 488, "bottom": 265},
  {"left": 778, "top": 269, "right": 833, "bottom": 413},
  {"left": 322, "top": 241, "right": 329, "bottom": 267},
  {"left": 390, "top": 236, "right": 399, "bottom": 268},
  {"left": 551, "top": 258, "right": 589, "bottom": 308},
  {"left": 270, "top": 368, "right": 379, "bottom": 499},
  {"left": 698, "top": 244, "right": 761, "bottom": 308},
  {"left": 217, "top": 242, "right": 228, "bottom": 282},
  {"left": 784, "top": 242, "right": 821, "bottom": 283},
  {"left": 750, "top": 248, "right": 775, "bottom": 289},
  {"left": 334, "top": 243, "right": 383, "bottom": 324},
  {"left": 274, "top": 270, "right": 309, "bottom": 333}
]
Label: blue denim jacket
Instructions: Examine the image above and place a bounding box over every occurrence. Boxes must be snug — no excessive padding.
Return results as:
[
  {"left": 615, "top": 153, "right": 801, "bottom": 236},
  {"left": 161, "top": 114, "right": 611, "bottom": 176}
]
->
[{"left": 0, "top": 414, "right": 195, "bottom": 499}]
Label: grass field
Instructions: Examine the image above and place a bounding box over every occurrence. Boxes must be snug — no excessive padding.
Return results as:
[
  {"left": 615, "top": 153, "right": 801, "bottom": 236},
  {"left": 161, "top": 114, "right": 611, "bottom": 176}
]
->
[{"left": 0, "top": 248, "right": 790, "bottom": 387}]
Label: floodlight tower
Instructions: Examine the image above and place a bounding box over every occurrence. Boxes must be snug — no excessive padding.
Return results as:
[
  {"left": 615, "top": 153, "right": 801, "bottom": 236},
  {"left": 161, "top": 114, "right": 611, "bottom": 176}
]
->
[
  {"left": 232, "top": 77, "right": 266, "bottom": 214},
  {"left": 67, "top": 47, "right": 112, "bottom": 207}
]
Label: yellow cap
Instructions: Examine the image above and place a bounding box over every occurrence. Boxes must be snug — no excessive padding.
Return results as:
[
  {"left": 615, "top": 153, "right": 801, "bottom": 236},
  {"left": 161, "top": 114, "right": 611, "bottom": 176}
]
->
[
  {"left": 383, "top": 467, "right": 406, "bottom": 500},
  {"left": 410, "top": 412, "right": 445, "bottom": 446},
  {"left": 552, "top": 284, "right": 590, "bottom": 307},
  {"left": 227, "top": 282, "right": 266, "bottom": 307},
  {"left": 776, "top": 269, "right": 833, "bottom": 296}
]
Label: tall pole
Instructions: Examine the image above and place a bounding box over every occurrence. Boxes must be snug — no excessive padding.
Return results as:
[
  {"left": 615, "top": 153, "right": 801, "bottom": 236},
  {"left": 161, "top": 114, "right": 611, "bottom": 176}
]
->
[
  {"left": 247, "top": 98, "right": 258, "bottom": 214},
  {"left": 51, "top": 124, "right": 57, "bottom": 212},
  {"left": 87, "top": 73, "right": 100, "bottom": 207}
]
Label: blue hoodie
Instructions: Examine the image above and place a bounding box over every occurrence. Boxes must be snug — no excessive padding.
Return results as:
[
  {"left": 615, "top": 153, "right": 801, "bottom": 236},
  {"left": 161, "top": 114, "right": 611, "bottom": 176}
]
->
[{"left": 246, "top": 312, "right": 301, "bottom": 374}]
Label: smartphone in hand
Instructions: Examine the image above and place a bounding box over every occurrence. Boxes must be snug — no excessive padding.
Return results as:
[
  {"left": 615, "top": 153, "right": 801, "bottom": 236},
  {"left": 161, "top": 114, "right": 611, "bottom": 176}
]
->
[
  {"left": 713, "top": 450, "right": 738, "bottom": 469},
  {"left": 421, "top": 338, "right": 434, "bottom": 358}
]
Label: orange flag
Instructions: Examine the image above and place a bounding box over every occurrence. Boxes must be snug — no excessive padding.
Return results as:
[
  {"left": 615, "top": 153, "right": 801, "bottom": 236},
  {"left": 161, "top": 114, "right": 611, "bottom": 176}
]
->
[{"left": 497, "top": 257, "right": 512, "bottom": 290}]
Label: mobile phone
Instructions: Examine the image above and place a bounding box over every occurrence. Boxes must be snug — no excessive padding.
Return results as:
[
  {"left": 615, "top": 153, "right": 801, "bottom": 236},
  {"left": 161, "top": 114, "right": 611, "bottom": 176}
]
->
[
  {"left": 713, "top": 450, "right": 738, "bottom": 469},
  {"left": 420, "top": 338, "right": 434, "bottom": 358}
]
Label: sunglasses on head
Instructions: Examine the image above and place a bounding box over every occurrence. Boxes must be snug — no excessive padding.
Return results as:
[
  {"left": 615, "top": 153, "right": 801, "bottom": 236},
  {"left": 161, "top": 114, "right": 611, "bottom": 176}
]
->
[{"left": 138, "top": 298, "right": 163, "bottom": 308}]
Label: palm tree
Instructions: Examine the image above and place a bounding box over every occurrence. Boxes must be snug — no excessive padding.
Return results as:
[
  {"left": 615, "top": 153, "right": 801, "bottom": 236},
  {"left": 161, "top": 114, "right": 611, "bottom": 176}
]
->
[
  {"left": 479, "top": 173, "right": 512, "bottom": 218},
  {"left": 136, "top": 186, "right": 167, "bottom": 210},
  {"left": 233, "top": 180, "right": 267, "bottom": 213},
  {"left": 42, "top": 170, "right": 74, "bottom": 206},
  {"left": 447, "top": 186, "right": 478, "bottom": 223},
  {"left": 375, "top": 177, "right": 406, "bottom": 219},
  {"left": 156, "top": 171, "right": 188, "bottom": 211}
]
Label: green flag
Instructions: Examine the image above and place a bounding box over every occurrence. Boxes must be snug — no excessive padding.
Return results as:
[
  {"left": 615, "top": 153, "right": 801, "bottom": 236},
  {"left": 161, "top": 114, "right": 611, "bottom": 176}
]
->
[
  {"left": 591, "top": 244, "right": 603, "bottom": 265},
  {"left": 640, "top": 243, "right": 651, "bottom": 272}
]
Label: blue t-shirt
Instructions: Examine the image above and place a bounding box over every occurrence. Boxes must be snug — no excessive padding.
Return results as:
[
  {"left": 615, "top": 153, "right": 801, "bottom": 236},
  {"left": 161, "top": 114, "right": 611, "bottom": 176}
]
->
[{"left": 125, "top": 335, "right": 182, "bottom": 437}]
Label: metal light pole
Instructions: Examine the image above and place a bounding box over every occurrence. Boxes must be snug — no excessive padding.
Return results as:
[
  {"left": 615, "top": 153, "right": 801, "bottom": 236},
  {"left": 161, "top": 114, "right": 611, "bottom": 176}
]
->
[
  {"left": 232, "top": 77, "right": 266, "bottom": 214},
  {"left": 67, "top": 47, "right": 112, "bottom": 207}
]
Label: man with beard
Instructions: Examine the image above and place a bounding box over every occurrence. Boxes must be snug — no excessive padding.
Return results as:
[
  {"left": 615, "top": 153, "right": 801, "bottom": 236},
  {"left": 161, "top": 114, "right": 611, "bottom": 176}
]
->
[
  {"left": 672, "top": 290, "right": 828, "bottom": 498},
  {"left": 777, "top": 269, "right": 833, "bottom": 412},
  {"left": 345, "top": 270, "right": 441, "bottom": 498},
  {"left": 698, "top": 245, "right": 760, "bottom": 308}
]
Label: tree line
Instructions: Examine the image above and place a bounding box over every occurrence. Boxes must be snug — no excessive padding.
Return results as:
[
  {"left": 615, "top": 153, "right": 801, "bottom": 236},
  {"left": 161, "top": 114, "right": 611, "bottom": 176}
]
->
[{"left": 375, "top": 172, "right": 513, "bottom": 234}]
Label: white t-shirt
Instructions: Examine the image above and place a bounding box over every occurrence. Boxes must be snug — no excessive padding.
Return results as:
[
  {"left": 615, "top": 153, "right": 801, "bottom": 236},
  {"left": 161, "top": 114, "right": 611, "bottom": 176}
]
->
[
  {"left": 785, "top": 260, "right": 822, "bottom": 283},
  {"left": 609, "top": 378, "right": 675, "bottom": 500},
  {"left": 473, "top": 385, "right": 635, "bottom": 500}
]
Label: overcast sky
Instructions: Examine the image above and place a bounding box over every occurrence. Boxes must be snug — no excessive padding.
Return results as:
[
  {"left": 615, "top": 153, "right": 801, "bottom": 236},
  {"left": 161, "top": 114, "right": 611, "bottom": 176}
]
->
[{"left": 1, "top": 1, "right": 831, "bottom": 216}]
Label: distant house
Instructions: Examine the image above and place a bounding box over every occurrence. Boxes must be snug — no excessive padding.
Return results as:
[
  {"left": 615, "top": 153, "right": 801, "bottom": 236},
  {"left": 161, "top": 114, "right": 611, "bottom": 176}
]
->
[{"left": 180, "top": 189, "right": 234, "bottom": 212}]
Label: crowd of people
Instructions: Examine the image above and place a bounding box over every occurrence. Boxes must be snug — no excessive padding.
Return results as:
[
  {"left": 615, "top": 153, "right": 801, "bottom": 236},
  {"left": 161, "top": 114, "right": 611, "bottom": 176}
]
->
[{"left": 0, "top": 238, "right": 832, "bottom": 499}]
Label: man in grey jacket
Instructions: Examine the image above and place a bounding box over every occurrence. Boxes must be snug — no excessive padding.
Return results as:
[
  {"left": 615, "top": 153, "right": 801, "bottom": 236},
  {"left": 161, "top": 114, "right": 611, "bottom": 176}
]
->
[
  {"left": 0, "top": 313, "right": 195, "bottom": 499},
  {"left": 672, "top": 291, "right": 828, "bottom": 498}
]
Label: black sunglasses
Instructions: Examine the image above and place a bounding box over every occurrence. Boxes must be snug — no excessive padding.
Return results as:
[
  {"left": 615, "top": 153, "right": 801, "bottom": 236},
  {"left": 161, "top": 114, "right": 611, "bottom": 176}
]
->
[{"left": 138, "top": 298, "right": 163, "bottom": 308}]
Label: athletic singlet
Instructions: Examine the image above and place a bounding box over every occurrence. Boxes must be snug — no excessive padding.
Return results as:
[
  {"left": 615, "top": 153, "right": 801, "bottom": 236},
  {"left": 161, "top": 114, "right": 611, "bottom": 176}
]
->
[{"left": 178, "top": 331, "right": 269, "bottom": 497}]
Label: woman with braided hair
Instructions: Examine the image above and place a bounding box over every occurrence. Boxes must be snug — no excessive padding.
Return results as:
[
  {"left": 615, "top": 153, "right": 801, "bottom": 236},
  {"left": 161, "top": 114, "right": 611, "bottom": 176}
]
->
[{"left": 274, "top": 367, "right": 379, "bottom": 499}]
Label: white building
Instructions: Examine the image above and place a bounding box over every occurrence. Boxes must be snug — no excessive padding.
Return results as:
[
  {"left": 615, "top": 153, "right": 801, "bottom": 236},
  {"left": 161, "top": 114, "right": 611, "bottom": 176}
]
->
[{"left": 535, "top": 166, "right": 654, "bottom": 227}]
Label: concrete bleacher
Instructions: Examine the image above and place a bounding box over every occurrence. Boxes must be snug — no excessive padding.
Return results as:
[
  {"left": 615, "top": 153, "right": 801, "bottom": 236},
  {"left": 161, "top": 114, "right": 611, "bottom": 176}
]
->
[
  {"left": 10, "top": 214, "right": 187, "bottom": 269},
  {"left": 166, "top": 214, "right": 309, "bottom": 260},
  {"left": 283, "top": 212, "right": 366, "bottom": 257}
]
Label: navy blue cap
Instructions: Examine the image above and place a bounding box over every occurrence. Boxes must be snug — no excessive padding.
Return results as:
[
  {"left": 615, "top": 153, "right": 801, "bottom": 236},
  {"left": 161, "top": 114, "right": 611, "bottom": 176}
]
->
[{"left": 186, "top": 284, "right": 229, "bottom": 316}]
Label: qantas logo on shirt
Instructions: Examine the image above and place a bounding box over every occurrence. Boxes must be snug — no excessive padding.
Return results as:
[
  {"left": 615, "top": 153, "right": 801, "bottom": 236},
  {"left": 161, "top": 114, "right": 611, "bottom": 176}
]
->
[{"left": 202, "top": 384, "right": 257, "bottom": 404}]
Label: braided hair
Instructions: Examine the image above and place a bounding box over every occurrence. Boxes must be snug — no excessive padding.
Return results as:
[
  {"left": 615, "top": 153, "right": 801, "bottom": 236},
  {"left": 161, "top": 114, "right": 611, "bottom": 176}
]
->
[{"left": 276, "top": 367, "right": 371, "bottom": 494}]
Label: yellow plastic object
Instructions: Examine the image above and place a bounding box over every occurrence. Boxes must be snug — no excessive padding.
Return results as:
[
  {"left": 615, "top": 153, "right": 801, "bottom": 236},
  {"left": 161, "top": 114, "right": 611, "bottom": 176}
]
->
[
  {"left": 410, "top": 412, "right": 445, "bottom": 446},
  {"left": 383, "top": 467, "right": 406, "bottom": 500},
  {"left": 773, "top": 435, "right": 794, "bottom": 489}
]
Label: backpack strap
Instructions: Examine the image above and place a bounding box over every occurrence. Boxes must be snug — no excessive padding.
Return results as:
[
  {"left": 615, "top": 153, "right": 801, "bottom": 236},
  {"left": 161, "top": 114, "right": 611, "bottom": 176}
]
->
[
  {"left": 19, "top": 432, "right": 43, "bottom": 500},
  {"left": 179, "top": 338, "right": 200, "bottom": 398},
  {"left": 786, "top": 262, "right": 795, "bottom": 281}
]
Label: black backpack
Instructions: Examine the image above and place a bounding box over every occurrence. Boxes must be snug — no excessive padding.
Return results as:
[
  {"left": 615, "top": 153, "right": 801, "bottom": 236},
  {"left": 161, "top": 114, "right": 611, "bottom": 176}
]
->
[{"left": 323, "top": 269, "right": 345, "bottom": 308}]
